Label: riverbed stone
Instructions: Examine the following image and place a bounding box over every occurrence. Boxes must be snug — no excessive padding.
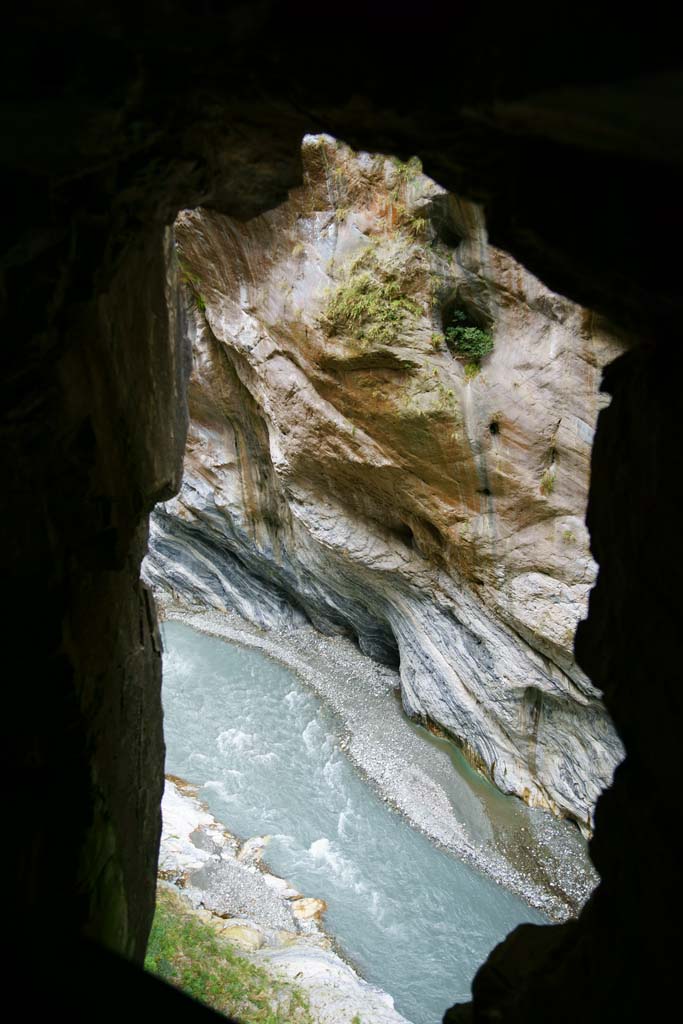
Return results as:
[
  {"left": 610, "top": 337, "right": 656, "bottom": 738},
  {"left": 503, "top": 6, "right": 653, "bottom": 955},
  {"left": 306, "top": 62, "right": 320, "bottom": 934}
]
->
[
  {"left": 262, "top": 873, "right": 303, "bottom": 900},
  {"left": 291, "top": 898, "right": 328, "bottom": 922},
  {"left": 237, "top": 836, "right": 270, "bottom": 865},
  {"left": 253, "top": 943, "right": 409, "bottom": 1024},
  {"left": 216, "top": 922, "right": 265, "bottom": 951}
]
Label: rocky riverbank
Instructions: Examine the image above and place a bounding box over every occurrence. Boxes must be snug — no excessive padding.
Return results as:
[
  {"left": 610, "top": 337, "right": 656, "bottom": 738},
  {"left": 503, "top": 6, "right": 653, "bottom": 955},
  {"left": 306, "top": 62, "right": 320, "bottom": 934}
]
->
[
  {"left": 158, "top": 775, "right": 409, "bottom": 1024},
  {"left": 155, "top": 598, "right": 597, "bottom": 921}
]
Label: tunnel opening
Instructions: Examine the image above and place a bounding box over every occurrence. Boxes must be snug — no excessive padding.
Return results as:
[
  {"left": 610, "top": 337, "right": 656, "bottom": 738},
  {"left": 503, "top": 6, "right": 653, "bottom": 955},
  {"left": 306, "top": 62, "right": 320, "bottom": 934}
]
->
[
  {"left": 6, "top": 17, "right": 676, "bottom": 1024},
  {"left": 138, "top": 132, "right": 628, "bottom": 1024}
]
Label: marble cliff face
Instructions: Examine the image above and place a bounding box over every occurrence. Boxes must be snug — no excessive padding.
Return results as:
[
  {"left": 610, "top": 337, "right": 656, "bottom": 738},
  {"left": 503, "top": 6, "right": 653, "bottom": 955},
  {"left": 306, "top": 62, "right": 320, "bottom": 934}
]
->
[{"left": 144, "top": 135, "right": 624, "bottom": 832}]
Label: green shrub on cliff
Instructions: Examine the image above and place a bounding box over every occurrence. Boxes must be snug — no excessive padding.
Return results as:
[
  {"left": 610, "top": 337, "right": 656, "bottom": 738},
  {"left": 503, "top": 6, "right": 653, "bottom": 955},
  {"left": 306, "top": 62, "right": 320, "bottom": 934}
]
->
[
  {"left": 145, "top": 887, "right": 313, "bottom": 1023},
  {"left": 444, "top": 310, "right": 494, "bottom": 368}
]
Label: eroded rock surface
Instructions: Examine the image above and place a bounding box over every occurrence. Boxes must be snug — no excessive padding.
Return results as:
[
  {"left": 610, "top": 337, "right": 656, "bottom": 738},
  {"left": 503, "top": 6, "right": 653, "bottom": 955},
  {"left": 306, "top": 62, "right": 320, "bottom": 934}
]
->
[{"left": 144, "top": 136, "right": 624, "bottom": 832}]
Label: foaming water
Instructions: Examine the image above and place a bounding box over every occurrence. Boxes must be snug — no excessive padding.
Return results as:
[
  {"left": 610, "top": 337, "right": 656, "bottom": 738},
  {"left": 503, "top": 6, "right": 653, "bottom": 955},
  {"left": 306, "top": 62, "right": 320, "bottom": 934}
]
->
[{"left": 162, "top": 620, "right": 545, "bottom": 1024}]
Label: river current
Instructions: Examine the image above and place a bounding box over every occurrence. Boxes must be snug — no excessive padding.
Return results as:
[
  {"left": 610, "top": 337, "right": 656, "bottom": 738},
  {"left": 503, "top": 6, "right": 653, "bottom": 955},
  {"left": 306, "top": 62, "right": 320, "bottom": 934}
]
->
[{"left": 161, "top": 619, "right": 546, "bottom": 1024}]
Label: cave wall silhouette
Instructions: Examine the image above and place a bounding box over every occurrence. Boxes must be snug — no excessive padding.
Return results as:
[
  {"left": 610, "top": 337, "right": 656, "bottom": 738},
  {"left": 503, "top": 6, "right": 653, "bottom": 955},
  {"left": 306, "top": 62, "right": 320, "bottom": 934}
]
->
[{"left": 2, "top": 4, "right": 680, "bottom": 1019}]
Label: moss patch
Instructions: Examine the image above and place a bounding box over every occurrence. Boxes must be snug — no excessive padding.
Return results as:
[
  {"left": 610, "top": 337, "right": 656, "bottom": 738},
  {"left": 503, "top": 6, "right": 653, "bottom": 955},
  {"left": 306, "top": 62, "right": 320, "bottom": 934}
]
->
[
  {"left": 145, "top": 887, "right": 313, "bottom": 1023},
  {"left": 320, "top": 249, "right": 422, "bottom": 345}
]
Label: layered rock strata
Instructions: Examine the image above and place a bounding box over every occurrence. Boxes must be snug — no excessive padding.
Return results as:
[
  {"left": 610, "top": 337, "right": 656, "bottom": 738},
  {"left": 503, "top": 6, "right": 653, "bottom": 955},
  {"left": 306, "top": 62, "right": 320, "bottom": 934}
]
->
[{"left": 145, "top": 136, "right": 624, "bottom": 833}]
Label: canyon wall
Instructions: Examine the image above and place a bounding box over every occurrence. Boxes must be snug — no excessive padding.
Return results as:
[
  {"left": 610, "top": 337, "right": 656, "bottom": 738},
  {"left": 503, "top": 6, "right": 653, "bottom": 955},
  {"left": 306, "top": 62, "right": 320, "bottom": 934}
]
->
[{"left": 145, "top": 136, "right": 624, "bottom": 832}]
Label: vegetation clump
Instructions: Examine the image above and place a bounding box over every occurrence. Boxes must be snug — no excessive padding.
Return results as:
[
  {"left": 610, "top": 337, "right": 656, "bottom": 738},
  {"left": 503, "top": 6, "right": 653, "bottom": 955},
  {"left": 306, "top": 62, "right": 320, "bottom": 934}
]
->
[
  {"left": 321, "top": 250, "right": 422, "bottom": 345},
  {"left": 390, "top": 154, "right": 423, "bottom": 180},
  {"left": 540, "top": 469, "right": 556, "bottom": 496},
  {"left": 145, "top": 887, "right": 313, "bottom": 1024},
  {"left": 444, "top": 309, "right": 494, "bottom": 371},
  {"left": 406, "top": 214, "right": 427, "bottom": 238}
]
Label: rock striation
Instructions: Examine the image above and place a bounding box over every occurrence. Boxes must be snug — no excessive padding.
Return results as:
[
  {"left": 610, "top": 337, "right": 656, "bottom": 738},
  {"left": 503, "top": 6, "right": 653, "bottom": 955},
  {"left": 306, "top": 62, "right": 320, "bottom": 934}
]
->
[{"left": 144, "top": 136, "right": 624, "bottom": 833}]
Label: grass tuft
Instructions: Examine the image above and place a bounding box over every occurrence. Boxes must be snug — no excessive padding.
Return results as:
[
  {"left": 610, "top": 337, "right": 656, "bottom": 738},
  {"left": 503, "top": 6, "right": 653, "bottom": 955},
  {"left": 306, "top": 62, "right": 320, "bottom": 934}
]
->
[
  {"left": 320, "top": 249, "right": 422, "bottom": 345},
  {"left": 540, "top": 470, "right": 556, "bottom": 496},
  {"left": 146, "top": 887, "right": 314, "bottom": 1023}
]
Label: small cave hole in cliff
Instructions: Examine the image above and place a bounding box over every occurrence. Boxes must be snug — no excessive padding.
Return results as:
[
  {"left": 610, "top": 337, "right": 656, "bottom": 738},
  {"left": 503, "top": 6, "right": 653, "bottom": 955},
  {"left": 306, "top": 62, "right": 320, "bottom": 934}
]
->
[
  {"left": 387, "top": 520, "right": 416, "bottom": 550},
  {"left": 142, "top": 134, "right": 625, "bottom": 1024}
]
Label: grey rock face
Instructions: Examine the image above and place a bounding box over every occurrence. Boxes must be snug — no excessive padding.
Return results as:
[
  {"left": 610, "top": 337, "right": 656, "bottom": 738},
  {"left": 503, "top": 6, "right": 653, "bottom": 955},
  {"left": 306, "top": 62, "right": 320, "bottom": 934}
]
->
[{"left": 144, "top": 137, "right": 625, "bottom": 832}]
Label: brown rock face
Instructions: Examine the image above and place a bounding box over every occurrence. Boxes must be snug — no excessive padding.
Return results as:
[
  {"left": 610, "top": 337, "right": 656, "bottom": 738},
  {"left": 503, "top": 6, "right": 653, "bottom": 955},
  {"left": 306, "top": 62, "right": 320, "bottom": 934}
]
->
[{"left": 145, "top": 137, "right": 624, "bottom": 832}]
